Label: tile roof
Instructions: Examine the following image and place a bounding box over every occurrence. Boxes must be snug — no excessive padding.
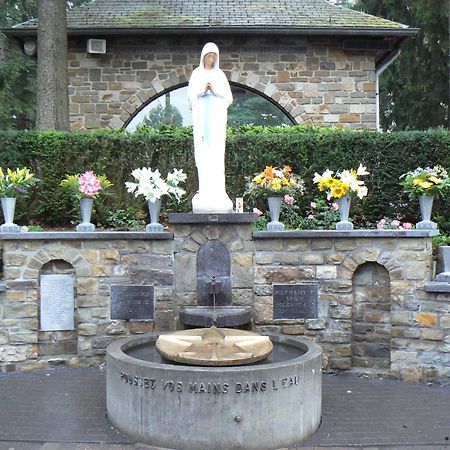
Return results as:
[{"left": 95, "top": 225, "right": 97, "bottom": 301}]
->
[{"left": 9, "top": 0, "right": 413, "bottom": 35}]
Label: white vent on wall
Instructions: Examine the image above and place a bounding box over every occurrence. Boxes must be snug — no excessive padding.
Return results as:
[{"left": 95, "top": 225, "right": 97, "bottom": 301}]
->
[{"left": 87, "top": 39, "right": 106, "bottom": 54}]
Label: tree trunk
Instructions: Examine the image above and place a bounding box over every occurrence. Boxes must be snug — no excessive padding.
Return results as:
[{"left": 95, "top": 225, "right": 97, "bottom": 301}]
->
[{"left": 36, "top": 0, "right": 70, "bottom": 131}]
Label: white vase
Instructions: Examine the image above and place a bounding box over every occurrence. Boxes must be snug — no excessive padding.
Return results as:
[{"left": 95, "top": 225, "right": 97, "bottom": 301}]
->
[
  {"left": 146, "top": 199, "right": 164, "bottom": 232},
  {"left": 416, "top": 195, "right": 437, "bottom": 230},
  {"left": 267, "top": 196, "right": 284, "bottom": 231},
  {"left": 436, "top": 246, "right": 450, "bottom": 282},
  {"left": 75, "top": 197, "right": 95, "bottom": 232},
  {"left": 335, "top": 194, "right": 353, "bottom": 230},
  {"left": 0, "top": 197, "right": 21, "bottom": 233}
]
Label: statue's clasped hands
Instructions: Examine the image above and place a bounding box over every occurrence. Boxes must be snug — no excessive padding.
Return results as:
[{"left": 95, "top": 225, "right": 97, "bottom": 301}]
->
[{"left": 205, "top": 82, "right": 214, "bottom": 94}]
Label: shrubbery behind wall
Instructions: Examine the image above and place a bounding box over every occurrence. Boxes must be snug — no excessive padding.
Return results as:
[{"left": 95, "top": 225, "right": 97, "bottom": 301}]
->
[{"left": 0, "top": 126, "right": 449, "bottom": 231}]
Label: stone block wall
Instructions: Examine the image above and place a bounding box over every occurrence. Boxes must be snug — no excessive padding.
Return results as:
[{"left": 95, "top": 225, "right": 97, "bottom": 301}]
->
[
  {"left": 67, "top": 35, "right": 377, "bottom": 131},
  {"left": 1, "top": 229, "right": 449, "bottom": 383},
  {"left": 252, "top": 232, "right": 450, "bottom": 383},
  {"left": 0, "top": 234, "right": 173, "bottom": 371}
]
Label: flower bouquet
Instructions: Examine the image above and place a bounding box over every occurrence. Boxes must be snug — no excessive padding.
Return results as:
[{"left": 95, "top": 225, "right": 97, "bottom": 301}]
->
[
  {"left": 399, "top": 165, "right": 449, "bottom": 230},
  {"left": 0, "top": 167, "right": 39, "bottom": 232},
  {"left": 400, "top": 165, "right": 450, "bottom": 199},
  {"left": 313, "top": 164, "right": 369, "bottom": 230},
  {"left": 60, "top": 170, "right": 112, "bottom": 199},
  {"left": 246, "top": 165, "right": 305, "bottom": 231},
  {"left": 125, "top": 167, "right": 187, "bottom": 232},
  {"left": 0, "top": 167, "right": 38, "bottom": 198},
  {"left": 247, "top": 165, "right": 304, "bottom": 197},
  {"left": 60, "top": 170, "right": 113, "bottom": 232}
]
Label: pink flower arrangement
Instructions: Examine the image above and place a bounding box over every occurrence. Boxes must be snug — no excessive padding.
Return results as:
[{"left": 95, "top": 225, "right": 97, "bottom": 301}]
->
[
  {"left": 78, "top": 171, "right": 102, "bottom": 197},
  {"left": 310, "top": 201, "right": 317, "bottom": 209},
  {"left": 60, "top": 171, "right": 112, "bottom": 199}
]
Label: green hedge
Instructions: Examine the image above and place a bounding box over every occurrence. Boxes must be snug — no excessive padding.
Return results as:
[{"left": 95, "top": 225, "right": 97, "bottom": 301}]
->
[{"left": 0, "top": 126, "right": 449, "bottom": 231}]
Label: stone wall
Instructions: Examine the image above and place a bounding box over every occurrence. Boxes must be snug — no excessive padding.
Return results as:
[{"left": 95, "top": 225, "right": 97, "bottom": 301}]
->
[
  {"left": 252, "top": 232, "right": 449, "bottom": 383},
  {"left": 0, "top": 233, "right": 173, "bottom": 371},
  {"left": 1, "top": 228, "right": 449, "bottom": 384},
  {"left": 67, "top": 35, "right": 377, "bottom": 131}
]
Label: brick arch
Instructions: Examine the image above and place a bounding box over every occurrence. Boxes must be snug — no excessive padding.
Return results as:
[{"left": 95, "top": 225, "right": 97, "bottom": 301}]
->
[
  {"left": 26, "top": 246, "right": 88, "bottom": 278},
  {"left": 108, "top": 68, "right": 298, "bottom": 129},
  {"left": 339, "top": 248, "right": 403, "bottom": 282}
]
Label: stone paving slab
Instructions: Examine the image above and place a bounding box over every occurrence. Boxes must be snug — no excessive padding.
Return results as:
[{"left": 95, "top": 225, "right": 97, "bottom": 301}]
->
[{"left": 0, "top": 368, "right": 449, "bottom": 449}]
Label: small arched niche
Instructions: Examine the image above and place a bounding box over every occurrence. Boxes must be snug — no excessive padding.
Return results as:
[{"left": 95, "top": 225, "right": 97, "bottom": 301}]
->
[
  {"left": 352, "top": 262, "right": 391, "bottom": 374},
  {"left": 38, "top": 260, "right": 77, "bottom": 358}
]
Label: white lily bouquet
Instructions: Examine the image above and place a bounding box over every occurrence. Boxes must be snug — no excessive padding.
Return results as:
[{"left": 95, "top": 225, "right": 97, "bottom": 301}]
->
[
  {"left": 125, "top": 167, "right": 187, "bottom": 203},
  {"left": 125, "top": 167, "right": 187, "bottom": 232}
]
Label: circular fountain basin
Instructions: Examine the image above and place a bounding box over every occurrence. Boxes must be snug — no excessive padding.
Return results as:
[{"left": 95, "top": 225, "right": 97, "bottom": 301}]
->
[{"left": 106, "top": 333, "right": 322, "bottom": 450}]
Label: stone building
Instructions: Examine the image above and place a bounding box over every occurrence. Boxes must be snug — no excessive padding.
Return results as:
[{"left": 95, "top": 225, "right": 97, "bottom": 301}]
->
[{"left": 4, "top": 0, "right": 416, "bottom": 131}]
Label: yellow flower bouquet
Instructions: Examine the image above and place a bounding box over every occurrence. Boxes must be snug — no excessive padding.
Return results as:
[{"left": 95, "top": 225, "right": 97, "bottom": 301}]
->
[
  {"left": 400, "top": 165, "right": 450, "bottom": 199},
  {"left": 246, "top": 165, "right": 305, "bottom": 197},
  {"left": 313, "top": 164, "right": 369, "bottom": 200},
  {"left": 0, "top": 167, "right": 38, "bottom": 198}
]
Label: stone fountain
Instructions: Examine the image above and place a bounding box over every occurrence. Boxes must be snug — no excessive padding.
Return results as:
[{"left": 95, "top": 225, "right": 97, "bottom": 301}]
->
[
  {"left": 106, "top": 331, "right": 322, "bottom": 450},
  {"left": 106, "top": 267, "right": 321, "bottom": 449}
]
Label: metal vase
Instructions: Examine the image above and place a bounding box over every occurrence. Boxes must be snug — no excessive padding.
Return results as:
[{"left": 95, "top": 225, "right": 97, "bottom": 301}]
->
[
  {"left": 435, "top": 246, "right": 450, "bottom": 282},
  {"left": 419, "top": 195, "right": 433, "bottom": 222},
  {"left": 146, "top": 199, "right": 164, "bottom": 232},
  {"left": 76, "top": 197, "right": 95, "bottom": 232},
  {"left": 267, "top": 196, "right": 284, "bottom": 231},
  {"left": 0, "top": 197, "right": 20, "bottom": 233},
  {"left": 416, "top": 195, "right": 437, "bottom": 230},
  {"left": 335, "top": 194, "right": 353, "bottom": 230}
]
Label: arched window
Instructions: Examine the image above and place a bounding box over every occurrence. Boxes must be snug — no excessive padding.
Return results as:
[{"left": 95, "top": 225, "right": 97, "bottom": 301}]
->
[{"left": 126, "top": 84, "right": 293, "bottom": 131}]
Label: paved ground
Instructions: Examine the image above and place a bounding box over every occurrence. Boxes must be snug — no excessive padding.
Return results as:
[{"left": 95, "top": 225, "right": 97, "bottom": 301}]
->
[{"left": 0, "top": 367, "right": 449, "bottom": 450}]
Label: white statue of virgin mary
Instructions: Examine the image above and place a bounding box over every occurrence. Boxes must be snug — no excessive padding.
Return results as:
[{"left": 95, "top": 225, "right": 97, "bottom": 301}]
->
[{"left": 188, "top": 42, "right": 234, "bottom": 213}]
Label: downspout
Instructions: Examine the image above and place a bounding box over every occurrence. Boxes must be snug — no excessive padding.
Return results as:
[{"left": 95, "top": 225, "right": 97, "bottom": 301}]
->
[{"left": 375, "top": 48, "right": 401, "bottom": 131}]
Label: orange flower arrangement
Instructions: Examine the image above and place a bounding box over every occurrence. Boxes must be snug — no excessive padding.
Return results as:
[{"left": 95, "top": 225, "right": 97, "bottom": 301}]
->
[{"left": 246, "top": 165, "right": 304, "bottom": 197}]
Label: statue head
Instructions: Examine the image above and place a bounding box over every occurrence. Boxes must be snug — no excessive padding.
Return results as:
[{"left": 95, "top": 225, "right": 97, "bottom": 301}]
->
[
  {"left": 200, "top": 42, "right": 220, "bottom": 70},
  {"left": 203, "top": 52, "right": 217, "bottom": 70}
]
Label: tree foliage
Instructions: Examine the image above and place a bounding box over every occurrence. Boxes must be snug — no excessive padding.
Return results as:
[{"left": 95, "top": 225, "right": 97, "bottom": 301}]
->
[
  {"left": 144, "top": 104, "right": 183, "bottom": 128},
  {"left": 0, "top": 0, "right": 92, "bottom": 130},
  {"left": 351, "top": 0, "right": 449, "bottom": 131},
  {"left": 228, "top": 95, "right": 291, "bottom": 127}
]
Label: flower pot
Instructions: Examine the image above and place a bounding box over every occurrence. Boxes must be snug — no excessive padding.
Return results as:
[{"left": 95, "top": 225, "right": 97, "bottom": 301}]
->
[
  {"left": 335, "top": 194, "right": 353, "bottom": 230},
  {"left": 146, "top": 199, "right": 164, "bottom": 232},
  {"left": 0, "top": 197, "right": 21, "bottom": 233},
  {"left": 436, "top": 245, "right": 450, "bottom": 282},
  {"left": 267, "top": 196, "right": 284, "bottom": 231},
  {"left": 416, "top": 195, "right": 437, "bottom": 230},
  {"left": 76, "top": 197, "right": 95, "bottom": 232}
]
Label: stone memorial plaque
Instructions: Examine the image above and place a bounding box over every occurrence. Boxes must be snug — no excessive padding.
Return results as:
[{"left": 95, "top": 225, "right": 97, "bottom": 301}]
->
[
  {"left": 273, "top": 284, "right": 318, "bottom": 319},
  {"left": 111, "top": 285, "right": 155, "bottom": 320},
  {"left": 40, "top": 274, "right": 75, "bottom": 331}
]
